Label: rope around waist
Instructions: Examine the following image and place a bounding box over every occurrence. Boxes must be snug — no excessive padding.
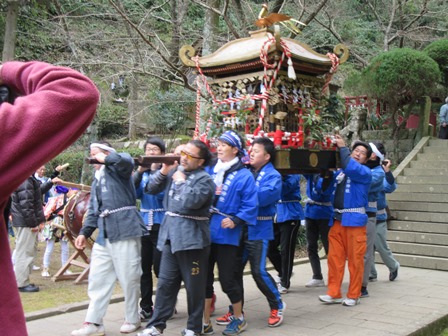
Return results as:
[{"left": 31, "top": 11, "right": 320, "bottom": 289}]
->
[
  {"left": 334, "top": 207, "right": 366, "bottom": 214},
  {"left": 140, "top": 208, "right": 165, "bottom": 228},
  {"left": 377, "top": 208, "right": 387, "bottom": 215},
  {"left": 305, "top": 199, "right": 332, "bottom": 207},
  {"left": 210, "top": 207, "right": 235, "bottom": 220},
  {"left": 99, "top": 206, "right": 137, "bottom": 218},
  {"left": 257, "top": 216, "right": 274, "bottom": 221},
  {"left": 165, "top": 211, "right": 209, "bottom": 221}
]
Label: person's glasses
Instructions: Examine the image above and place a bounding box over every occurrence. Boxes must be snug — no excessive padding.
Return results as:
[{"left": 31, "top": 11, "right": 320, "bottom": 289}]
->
[{"left": 180, "top": 150, "right": 202, "bottom": 160}]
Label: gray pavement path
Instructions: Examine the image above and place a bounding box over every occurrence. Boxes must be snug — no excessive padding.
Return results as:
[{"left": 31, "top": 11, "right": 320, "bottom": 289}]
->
[{"left": 26, "top": 261, "right": 448, "bottom": 336}]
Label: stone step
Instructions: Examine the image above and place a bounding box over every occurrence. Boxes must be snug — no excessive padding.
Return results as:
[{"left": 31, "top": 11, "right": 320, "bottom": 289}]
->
[
  {"left": 402, "top": 167, "right": 448, "bottom": 176},
  {"left": 417, "top": 153, "right": 448, "bottom": 161},
  {"left": 387, "top": 229, "right": 448, "bottom": 245},
  {"left": 375, "top": 253, "right": 448, "bottom": 271},
  {"left": 392, "top": 210, "right": 448, "bottom": 223},
  {"left": 429, "top": 139, "right": 448, "bottom": 147},
  {"left": 387, "top": 241, "right": 448, "bottom": 258},
  {"left": 390, "top": 184, "right": 447, "bottom": 193},
  {"left": 396, "top": 175, "right": 448, "bottom": 184},
  {"left": 388, "top": 200, "right": 448, "bottom": 213},
  {"left": 410, "top": 160, "right": 448, "bottom": 169},
  {"left": 387, "top": 192, "right": 448, "bottom": 202},
  {"left": 389, "top": 220, "right": 448, "bottom": 234},
  {"left": 421, "top": 146, "right": 448, "bottom": 154}
]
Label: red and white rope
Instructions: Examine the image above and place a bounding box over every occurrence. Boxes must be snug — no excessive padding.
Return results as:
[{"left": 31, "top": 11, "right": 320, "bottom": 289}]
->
[{"left": 322, "top": 53, "right": 340, "bottom": 94}]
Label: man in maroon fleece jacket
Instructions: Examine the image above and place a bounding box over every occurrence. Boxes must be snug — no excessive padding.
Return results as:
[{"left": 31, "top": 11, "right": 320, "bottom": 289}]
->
[{"left": 0, "top": 61, "right": 99, "bottom": 336}]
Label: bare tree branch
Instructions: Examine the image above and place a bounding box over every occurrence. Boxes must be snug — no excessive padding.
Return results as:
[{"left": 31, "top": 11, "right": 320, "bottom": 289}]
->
[
  {"left": 191, "top": 0, "right": 241, "bottom": 39},
  {"left": 108, "top": 0, "right": 195, "bottom": 91},
  {"left": 315, "top": 13, "right": 368, "bottom": 67},
  {"left": 289, "top": 0, "right": 329, "bottom": 39},
  {"left": 387, "top": 0, "right": 429, "bottom": 47}
]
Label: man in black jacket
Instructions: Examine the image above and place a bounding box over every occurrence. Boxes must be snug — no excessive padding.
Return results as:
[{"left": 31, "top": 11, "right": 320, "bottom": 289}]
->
[{"left": 11, "top": 176, "right": 46, "bottom": 292}]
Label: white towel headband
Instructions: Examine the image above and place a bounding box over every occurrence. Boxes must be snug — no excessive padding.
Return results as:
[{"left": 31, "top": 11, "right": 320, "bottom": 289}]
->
[
  {"left": 90, "top": 143, "right": 116, "bottom": 153},
  {"left": 369, "top": 142, "right": 384, "bottom": 161}
]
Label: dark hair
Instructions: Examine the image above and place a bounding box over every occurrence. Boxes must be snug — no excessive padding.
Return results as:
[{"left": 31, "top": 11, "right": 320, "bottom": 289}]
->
[
  {"left": 189, "top": 140, "right": 212, "bottom": 167},
  {"left": 144, "top": 137, "right": 165, "bottom": 154},
  {"left": 252, "top": 137, "right": 276, "bottom": 163},
  {"left": 351, "top": 140, "right": 372, "bottom": 158}
]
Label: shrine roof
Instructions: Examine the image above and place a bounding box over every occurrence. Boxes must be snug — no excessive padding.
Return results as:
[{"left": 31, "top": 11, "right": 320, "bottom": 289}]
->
[{"left": 179, "top": 28, "right": 348, "bottom": 77}]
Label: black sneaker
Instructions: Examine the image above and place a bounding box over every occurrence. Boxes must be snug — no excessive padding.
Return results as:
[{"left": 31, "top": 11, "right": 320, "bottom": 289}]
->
[
  {"left": 202, "top": 322, "right": 214, "bottom": 335},
  {"left": 360, "top": 287, "right": 369, "bottom": 298},
  {"left": 368, "top": 276, "right": 377, "bottom": 282},
  {"left": 389, "top": 265, "right": 399, "bottom": 281},
  {"left": 140, "top": 308, "right": 153, "bottom": 321}
]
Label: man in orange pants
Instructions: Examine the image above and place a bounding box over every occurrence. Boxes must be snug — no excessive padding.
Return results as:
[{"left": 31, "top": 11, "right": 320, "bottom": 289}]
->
[{"left": 319, "top": 135, "right": 372, "bottom": 307}]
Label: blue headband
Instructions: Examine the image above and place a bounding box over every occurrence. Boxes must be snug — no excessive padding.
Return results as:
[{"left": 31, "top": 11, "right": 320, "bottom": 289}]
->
[
  {"left": 219, "top": 131, "right": 243, "bottom": 152},
  {"left": 55, "top": 185, "right": 69, "bottom": 194}
]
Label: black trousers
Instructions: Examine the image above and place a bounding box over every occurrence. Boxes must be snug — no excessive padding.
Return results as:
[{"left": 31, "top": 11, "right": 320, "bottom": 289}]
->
[
  {"left": 147, "top": 243, "right": 210, "bottom": 333},
  {"left": 140, "top": 226, "right": 161, "bottom": 311},
  {"left": 305, "top": 217, "right": 330, "bottom": 280},
  {"left": 237, "top": 229, "right": 283, "bottom": 310},
  {"left": 267, "top": 220, "right": 300, "bottom": 289},
  {"left": 439, "top": 125, "right": 448, "bottom": 139},
  {"left": 205, "top": 243, "right": 242, "bottom": 304}
]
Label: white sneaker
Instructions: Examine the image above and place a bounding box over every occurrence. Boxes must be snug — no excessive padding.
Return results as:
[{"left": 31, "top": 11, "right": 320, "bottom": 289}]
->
[
  {"left": 342, "top": 298, "right": 360, "bottom": 307},
  {"left": 306, "top": 279, "right": 325, "bottom": 287},
  {"left": 32, "top": 265, "right": 41, "bottom": 271},
  {"left": 272, "top": 274, "right": 281, "bottom": 285},
  {"left": 318, "top": 295, "right": 343, "bottom": 304},
  {"left": 71, "top": 323, "right": 105, "bottom": 336},
  {"left": 41, "top": 268, "right": 50, "bottom": 277},
  {"left": 181, "top": 329, "right": 199, "bottom": 336},
  {"left": 120, "top": 321, "right": 141, "bottom": 333},
  {"left": 137, "top": 326, "right": 162, "bottom": 336},
  {"left": 277, "top": 283, "right": 288, "bottom": 294}
]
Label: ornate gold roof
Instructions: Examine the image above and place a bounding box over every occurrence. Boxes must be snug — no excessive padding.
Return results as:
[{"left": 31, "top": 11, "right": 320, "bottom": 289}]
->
[{"left": 180, "top": 27, "right": 348, "bottom": 78}]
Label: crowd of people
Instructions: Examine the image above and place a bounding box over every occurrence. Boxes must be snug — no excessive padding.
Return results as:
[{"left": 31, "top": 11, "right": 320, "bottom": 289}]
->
[
  {"left": 66, "top": 132, "right": 398, "bottom": 336},
  {"left": 7, "top": 132, "right": 402, "bottom": 336},
  {"left": 1, "top": 60, "right": 404, "bottom": 336}
]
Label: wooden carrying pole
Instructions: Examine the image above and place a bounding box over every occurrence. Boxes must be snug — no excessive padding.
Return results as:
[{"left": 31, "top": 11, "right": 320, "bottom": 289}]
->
[
  {"left": 85, "top": 155, "right": 181, "bottom": 167},
  {"left": 57, "top": 181, "right": 91, "bottom": 192}
]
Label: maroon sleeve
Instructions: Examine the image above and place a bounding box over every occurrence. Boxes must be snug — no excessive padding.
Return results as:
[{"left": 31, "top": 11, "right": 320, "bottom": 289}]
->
[{"left": 0, "top": 61, "right": 99, "bottom": 336}]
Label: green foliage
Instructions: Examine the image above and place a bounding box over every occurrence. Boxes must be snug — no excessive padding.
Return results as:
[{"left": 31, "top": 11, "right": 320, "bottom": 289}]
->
[
  {"left": 303, "top": 95, "right": 346, "bottom": 147},
  {"left": 344, "top": 71, "right": 367, "bottom": 96},
  {"left": 361, "top": 48, "right": 441, "bottom": 106},
  {"left": 48, "top": 149, "right": 85, "bottom": 183},
  {"left": 143, "top": 88, "right": 195, "bottom": 136},
  {"left": 96, "top": 104, "right": 129, "bottom": 139},
  {"left": 365, "top": 112, "right": 388, "bottom": 131},
  {"left": 125, "top": 147, "right": 144, "bottom": 158},
  {"left": 423, "top": 39, "right": 448, "bottom": 86},
  {"left": 322, "top": 94, "right": 347, "bottom": 129}
]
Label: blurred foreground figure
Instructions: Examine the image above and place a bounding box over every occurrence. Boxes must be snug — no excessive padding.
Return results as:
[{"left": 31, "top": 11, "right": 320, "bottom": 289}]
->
[{"left": 0, "top": 61, "right": 99, "bottom": 336}]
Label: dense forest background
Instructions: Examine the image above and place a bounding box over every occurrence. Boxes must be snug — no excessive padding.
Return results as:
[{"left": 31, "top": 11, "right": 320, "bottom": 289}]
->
[
  {"left": 0, "top": 0, "right": 448, "bottom": 169},
  {"left": 1, "top": 0, "right": 447, "bottom": 143}
]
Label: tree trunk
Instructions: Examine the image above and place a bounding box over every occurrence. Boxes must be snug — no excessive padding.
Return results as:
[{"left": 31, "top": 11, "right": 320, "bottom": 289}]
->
[
  {"left": 202, "top": 0, "right": 220, "bottom": 56},
  {"left": 160, "top": 0, "right": 188, "bottom": 91},
  {"left": 2, "top": 1, "right": 20, "bottom": 61}
]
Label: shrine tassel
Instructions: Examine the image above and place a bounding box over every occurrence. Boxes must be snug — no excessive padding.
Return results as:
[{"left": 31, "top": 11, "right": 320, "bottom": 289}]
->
[{"left": 287, "top": 58, "right": 296, "bottom": 79}]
